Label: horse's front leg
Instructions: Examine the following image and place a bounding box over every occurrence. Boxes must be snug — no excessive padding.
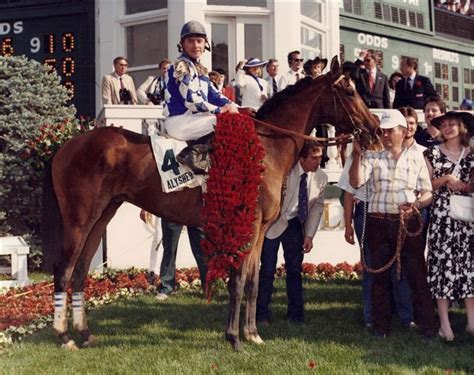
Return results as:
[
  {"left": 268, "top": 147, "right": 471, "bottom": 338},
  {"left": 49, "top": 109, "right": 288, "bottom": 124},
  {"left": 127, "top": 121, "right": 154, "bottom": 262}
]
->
[
  {"left": 243, "top": 231, "right": 266, "bottom": 345},
  {"left": 226, "top": 263, "right": 248, "bottom": 351}
]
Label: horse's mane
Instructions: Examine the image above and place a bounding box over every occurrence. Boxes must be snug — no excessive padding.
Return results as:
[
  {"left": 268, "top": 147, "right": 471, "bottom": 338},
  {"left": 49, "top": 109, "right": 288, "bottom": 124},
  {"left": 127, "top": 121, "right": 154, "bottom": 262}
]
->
[{"left": 256, "top": 75, "right": 326, "bottom": 120}]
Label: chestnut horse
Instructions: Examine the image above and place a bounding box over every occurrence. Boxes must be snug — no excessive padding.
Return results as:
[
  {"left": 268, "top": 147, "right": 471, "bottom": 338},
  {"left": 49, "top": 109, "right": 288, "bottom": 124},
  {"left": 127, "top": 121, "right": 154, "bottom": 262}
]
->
[{"left": 43, "top": 57, "right": 379, "bottom": 350}]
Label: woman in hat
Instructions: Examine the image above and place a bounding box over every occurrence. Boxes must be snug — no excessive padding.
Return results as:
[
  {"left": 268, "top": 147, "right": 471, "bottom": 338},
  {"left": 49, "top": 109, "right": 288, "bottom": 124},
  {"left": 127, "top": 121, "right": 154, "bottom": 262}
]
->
[
  {"left": 303, "top": 57, "right": 328, "bottom": 79},
  {"left": 235, "top": 58, "right": 268, "bottom": 110},
  {"left": 423, "top": 111, "right": 474, "bottom": 341}
]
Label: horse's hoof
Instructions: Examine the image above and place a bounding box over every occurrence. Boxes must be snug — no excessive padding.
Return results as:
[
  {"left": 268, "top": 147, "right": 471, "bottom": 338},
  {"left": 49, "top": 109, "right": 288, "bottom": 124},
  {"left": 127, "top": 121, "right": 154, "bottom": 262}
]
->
[
  {"left": 82, "top": 335, "right": 97, "bottom": 348},
  {"left": 61, "top": 340, "right": 79, "bottom": 351},
  {"left": 247, "top": 334, "right": 264, "bottom": 345},
  {"left": 225, "top": 334, "right": 243, "bottom": 352}
]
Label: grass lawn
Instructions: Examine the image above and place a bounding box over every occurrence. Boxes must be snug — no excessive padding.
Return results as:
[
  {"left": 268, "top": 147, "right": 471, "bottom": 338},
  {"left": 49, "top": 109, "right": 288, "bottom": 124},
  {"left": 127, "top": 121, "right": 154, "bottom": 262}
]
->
[{"left": 1, "top": 279, "right": 473, "bottom": 374}]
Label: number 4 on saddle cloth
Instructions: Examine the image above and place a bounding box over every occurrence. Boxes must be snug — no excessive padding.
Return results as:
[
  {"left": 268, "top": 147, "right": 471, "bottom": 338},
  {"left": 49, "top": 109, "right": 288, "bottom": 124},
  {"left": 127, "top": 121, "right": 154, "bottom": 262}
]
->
[{"left": 150, "top": 134, "right": 207, "bottom": 193}]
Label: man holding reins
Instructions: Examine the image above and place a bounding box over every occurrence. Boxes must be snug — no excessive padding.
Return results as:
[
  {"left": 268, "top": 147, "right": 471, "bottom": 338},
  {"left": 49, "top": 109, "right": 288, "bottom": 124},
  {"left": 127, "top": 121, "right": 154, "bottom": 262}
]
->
[
  {"left": 349, "top": 110, "right": 437, "bottom": 339},
  {"left": 164, "top": 20, "right": 239, "bottom": 173}
]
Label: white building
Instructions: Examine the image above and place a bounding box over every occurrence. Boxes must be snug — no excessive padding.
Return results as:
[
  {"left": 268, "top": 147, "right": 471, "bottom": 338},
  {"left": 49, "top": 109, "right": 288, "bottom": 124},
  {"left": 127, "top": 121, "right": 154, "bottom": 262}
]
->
[{"left": 95, "top": 0, "right": 340, "bottom": 114}]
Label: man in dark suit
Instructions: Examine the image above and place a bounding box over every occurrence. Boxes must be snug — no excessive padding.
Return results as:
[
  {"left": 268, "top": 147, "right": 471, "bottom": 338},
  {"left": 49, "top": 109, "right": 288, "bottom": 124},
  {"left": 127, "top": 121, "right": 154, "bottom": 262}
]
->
[
  {"left": 354, "top": 50, "right": 391, "bottom": 109},
  {"left": 393, "top": 57, "right": 438, "bottom": 109}
]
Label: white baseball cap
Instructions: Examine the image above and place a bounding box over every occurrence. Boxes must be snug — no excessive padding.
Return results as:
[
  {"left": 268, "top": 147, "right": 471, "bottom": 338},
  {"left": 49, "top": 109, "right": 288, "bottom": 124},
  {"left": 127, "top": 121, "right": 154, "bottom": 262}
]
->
[{"left": 376, "top": 110, "right": 408, "bottom": 129}]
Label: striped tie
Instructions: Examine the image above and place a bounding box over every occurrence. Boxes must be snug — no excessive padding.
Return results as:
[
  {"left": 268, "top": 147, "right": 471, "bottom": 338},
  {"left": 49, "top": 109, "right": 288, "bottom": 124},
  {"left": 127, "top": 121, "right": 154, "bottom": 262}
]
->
[{"left": 272, "top": 77, "right": 278, "bottom": 96}]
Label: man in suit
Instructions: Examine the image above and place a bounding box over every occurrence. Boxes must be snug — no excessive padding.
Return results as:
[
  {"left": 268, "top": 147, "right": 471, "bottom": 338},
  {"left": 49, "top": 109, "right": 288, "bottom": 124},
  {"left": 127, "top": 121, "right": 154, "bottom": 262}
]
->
[
  {"left": 354, "top": 50, "right": 390, "bottom": 109},
  {"left": 257, "top": 142, "right": 328, "bottom": 324},
  {"left": 137, "top": 59, "right": 170, "bottom": 105},
  {"left": 393, "top": 57, "right": 437, "bottom": 109},
  {"left": 101, "top": 56, "right": 138, "bottom": 105},
  {"left": 265, "top": 58, "right": 280, "bottom": 98}
]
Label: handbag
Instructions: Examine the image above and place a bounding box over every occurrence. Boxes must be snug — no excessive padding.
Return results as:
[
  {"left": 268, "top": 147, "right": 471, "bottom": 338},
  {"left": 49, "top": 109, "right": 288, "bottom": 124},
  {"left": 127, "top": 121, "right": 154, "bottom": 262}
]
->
[{"left": 447, "top": 147, "right": 473, "bottom": 222}]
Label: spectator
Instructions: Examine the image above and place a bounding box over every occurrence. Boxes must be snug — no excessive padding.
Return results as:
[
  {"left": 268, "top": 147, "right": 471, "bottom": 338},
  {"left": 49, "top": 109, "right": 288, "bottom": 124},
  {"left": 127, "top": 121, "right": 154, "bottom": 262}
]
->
[
  {"left": 457, "top": 0, "right": 471, "bottom": 15},
  {"left": 393, "top": 57, "right": 437, "bottom": 109},
  {"left": 265, "top": 58, "right": 280, "bottom": 98},
  {"left": 303, "top": 56, "right": 328, "bottom": 79},
  {"left": 415, "top": 97, "right": 447, "bottom": 147},
  {"left": 389, "top": 72, "right": 403, "bottom": 107},
  {"left": 354, "top": 50, "right": 391, "bottom": 109},
  {"left": 257, "top": 142, "right": 327, "bottom": 324},
  {"left": 137, "top": 59, "right": 170, "bottom": 105},
  {"left": 399, "top": 106, "right": 426, "bottom": 155},
  {"left": 208, "top": 70, "right": 221, "bottom": 91},
  {"left": 338, "top": 142, "right": 414, "bottom": 331},
  {"left": 442, "top": 0, "right": 460, "bottom": 11},
  {"left": 349, "top": 110, "right": 437, "bottom": 339},
  {"left": 424, "top": 111, "right": 474, "bottom": 341},
  {"left": 214, "top": 68, "right": 235, "bottom": 102},
  {"left": 101, "top": 56, "right": 138, "bottom": 105},
  {"left": 235, "top": 58, "right": 268, "bottom": 110},
  {"left": 460, "top": 98, "right": 473, "bottom": 110},
  {"left": 279, "top": 50, "right": 305, "bottom": 91}
]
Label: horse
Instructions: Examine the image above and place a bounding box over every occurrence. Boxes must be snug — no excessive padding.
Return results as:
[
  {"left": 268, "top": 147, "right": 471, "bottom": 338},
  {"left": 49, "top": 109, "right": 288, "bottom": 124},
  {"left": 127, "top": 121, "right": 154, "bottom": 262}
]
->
[{"left": 42, "top": 56, "right": 380, "bottom": 351}]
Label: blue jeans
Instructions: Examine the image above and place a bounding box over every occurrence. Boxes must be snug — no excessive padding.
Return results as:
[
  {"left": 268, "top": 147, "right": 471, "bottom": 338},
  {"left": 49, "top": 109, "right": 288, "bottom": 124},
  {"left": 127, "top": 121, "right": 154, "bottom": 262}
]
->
[
  {"left": 353, "top": 201, "right": 413, "bottom": 326},
  {"left": 257, "top": 218, "right": 304, "bottom": 322},
  {"left": 159, "top": 220, "right": 207, "bottom": 294}
]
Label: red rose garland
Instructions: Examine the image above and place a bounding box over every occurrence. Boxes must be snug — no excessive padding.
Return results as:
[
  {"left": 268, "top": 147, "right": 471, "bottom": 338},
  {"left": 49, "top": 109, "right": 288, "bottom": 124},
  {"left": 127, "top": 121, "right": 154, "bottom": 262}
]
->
[{"left": 201, "top": 113, "right": 265, "bottom": 298}]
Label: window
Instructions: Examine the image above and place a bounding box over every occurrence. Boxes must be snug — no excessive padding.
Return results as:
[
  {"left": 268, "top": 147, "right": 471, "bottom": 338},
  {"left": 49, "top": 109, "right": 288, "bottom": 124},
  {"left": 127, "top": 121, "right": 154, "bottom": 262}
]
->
[
  {"left": 452, "top": 67, "right": 458, "bottom": 83},
  {"left": 441, "top": 64, "right": 449, "bottom": 80},
  {"left": 125, "top": 0, "right": 167, "bottom": 14},
  {"left": 416, "top": 13, "right": 424, "bottom": 29},
  {"left": 399, "top": 9, "right": 407, "bottom": 25},
  {"left": 391, "top": 6, "right": 399, "bottom": 23},
  {"left": 244, "top": 24, "right": 263, "bottom": 59},
  {"left": 207, "top": 0, "right": 266, "bottom": 6},
  {"left": 382, "top": 4, "right": 390, "bottom": 21},
  {"left": 408, "top": 11, "right": 416, "bottom": 27},
  {"left": 343, "top": 0, "right": 361, "bottom": 15},
  {"left": 374, "top": 2, "right": 382, "bottom": 19},
  {"left": 452, "top": 86, "right": 459, "bottom": 102},
  {"left": 301, "top": 25, "right": 322, "bottom": 60},
  {"left": 211, "top": 23, "right": 229, "bottom": 73},
  {"left": 442, "top": 84, "right": 449, "bottom": 101},
  {"left": 435, "top": 62, "right": 441, "bottom": 79},
  {"left": 435, "top": 83, "right": 442, "bottom": 94},
  {"left": 464, "top": 68, "right": 470, "bottom": 84},
  {"left": 301, "top": 0, "right": 322, "bottom": 23},
  {"left": 126, "top": 21, "right": 167, "bottom": 67}
]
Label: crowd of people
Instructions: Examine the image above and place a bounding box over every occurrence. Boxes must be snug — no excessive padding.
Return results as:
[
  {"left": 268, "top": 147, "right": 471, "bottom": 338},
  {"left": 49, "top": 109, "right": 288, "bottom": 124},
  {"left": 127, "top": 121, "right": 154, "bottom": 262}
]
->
[
  {"left": 435, "top": 0, "right": 474, "bottom": 16},
  {"left": 100, "top": 20, "right": 473, "bottom": 341}
]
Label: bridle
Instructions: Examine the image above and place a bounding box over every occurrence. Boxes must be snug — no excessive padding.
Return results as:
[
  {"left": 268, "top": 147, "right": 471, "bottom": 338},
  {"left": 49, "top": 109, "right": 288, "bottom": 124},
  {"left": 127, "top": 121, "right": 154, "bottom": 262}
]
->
[{"left": 252, "top": 73, "right": 369, "bottom": 147}]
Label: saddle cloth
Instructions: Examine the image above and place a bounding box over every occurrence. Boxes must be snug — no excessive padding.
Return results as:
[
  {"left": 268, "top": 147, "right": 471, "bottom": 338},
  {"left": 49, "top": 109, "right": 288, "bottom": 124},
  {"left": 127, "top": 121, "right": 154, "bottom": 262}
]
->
[{"left": 150, "top": 134, "right": 205, "bottom": 193}]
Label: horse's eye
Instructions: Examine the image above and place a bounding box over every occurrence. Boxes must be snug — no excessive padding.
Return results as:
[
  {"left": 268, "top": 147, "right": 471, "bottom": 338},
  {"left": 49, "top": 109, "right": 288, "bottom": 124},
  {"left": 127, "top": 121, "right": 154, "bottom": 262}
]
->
[{"left": 346, "top": 90, "right": 355, "bottom": 97}]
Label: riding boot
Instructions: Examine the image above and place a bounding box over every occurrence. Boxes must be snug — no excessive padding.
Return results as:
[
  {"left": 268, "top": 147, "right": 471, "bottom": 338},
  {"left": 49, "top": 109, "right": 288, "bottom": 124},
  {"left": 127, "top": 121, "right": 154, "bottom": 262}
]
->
[{"left": 176, "top": 132, "right": 214, "bottom": 175}]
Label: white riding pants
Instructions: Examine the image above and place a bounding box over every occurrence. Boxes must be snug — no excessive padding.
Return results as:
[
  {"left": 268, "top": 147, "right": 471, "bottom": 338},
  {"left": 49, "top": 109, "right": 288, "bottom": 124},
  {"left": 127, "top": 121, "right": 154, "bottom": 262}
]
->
[{"left": 164, "top": 110, "right": 216, "bottom": 141}]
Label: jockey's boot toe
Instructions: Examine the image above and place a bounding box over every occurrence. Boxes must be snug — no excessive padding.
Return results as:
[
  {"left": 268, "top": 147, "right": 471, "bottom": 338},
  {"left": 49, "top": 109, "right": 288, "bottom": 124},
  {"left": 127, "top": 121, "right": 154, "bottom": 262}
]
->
[{"left": 177, "top": 147, "right": 207, "bottom": 175}]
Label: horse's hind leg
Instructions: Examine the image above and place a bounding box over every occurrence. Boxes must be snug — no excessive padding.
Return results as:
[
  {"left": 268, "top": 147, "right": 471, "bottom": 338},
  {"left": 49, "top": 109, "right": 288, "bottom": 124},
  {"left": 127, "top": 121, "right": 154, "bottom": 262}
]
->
[
  {"left": 243, "top": 230, "right": 266, "bottom": 345},
  {"left": 53, "top": 226, "right": 90, "bottom": 351},
  {"left": 70, "top": 201, "right": 122, "bottom": 348}
]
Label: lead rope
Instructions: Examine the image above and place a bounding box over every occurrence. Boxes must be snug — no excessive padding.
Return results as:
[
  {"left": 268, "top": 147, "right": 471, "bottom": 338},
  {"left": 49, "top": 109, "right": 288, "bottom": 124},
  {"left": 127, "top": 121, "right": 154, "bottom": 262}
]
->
[{"left": 358, "top": 153, "right": 424, "bottom": 280}]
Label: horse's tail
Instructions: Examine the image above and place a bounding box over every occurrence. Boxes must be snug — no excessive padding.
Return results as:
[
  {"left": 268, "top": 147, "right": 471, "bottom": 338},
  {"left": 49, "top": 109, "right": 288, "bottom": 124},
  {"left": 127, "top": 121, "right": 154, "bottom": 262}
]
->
[{"left": 41, "top": 156, "right": 63, "bottom": 273}]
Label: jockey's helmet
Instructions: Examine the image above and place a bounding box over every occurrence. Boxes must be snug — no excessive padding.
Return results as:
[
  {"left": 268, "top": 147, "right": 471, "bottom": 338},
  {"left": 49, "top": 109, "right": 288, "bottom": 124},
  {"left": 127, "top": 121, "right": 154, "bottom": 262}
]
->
[{"left": 179, "top": 20, "right": 211, "bottom": 52}]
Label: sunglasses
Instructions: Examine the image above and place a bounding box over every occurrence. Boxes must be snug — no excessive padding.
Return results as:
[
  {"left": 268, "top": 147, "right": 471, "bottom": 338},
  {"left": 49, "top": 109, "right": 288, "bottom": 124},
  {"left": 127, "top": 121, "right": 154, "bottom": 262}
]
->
[{"left": 292, "top": 58, "right": 304, "bottom": 62}]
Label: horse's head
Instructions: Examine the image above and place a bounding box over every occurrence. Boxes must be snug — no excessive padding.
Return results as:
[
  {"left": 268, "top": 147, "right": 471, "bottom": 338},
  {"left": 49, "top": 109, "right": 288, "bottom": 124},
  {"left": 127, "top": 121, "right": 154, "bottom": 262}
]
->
[{"left": 312, "top": 56, "right": 382, "bottom": 150}]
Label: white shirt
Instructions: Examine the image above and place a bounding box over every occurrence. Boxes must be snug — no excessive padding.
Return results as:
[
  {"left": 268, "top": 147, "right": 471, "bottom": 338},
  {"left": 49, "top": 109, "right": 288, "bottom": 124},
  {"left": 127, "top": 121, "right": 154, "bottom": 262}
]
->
[
  {"left": 338, "top": 155, "right": 368, "bottom": 202},
  {"left": 285, "top": 162, "right": 309, "bottom": 220},
  {"left": 279, "top": 69, "right": 304, "bottom": 91},
  {"left": 235, "top": 70, "right": 267, "bottom": 110},
  {"left": 266, "top": 75, "right": 281, "bottom": 98}
]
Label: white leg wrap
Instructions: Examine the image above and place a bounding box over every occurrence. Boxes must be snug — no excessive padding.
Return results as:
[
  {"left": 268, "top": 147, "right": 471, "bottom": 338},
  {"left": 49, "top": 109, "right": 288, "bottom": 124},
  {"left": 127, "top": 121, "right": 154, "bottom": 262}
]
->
[
  {"left": 72, "top": 292, "right": 87, "bottom": 331},
  {"left": 53, "top": 292, "right": 68, "bottom": 333}
]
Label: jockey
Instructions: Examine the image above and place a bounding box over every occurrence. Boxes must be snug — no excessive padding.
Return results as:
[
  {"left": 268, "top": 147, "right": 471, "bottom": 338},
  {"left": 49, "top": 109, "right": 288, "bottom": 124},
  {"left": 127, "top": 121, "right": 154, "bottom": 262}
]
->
[{"left": 164, "top": 20, "right": 239, "bottom": 173}]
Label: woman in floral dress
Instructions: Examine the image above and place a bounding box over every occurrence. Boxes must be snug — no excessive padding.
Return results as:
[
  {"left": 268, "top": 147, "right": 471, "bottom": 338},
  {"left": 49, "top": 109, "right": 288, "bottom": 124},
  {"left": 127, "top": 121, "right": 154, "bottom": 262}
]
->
[{"left": 424, "top": 111, "right": 474, "bottom": 341}]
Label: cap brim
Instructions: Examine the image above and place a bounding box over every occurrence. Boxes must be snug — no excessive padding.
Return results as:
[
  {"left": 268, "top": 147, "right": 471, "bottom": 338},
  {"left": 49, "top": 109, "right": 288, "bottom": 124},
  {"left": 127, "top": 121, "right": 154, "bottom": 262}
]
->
[{"left": 431, "top": 111, "right": 474, "bottom": 130}]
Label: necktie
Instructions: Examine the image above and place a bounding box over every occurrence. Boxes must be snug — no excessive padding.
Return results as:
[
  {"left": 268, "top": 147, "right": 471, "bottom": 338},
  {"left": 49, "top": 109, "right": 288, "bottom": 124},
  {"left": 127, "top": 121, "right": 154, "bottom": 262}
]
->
[
  {"left": 272, "top": 77, "right": 278, "bottom": 96},
  {"left": 295, "top": 73, "right": 300, "bottom": 82},
  {"left": 406, "top": 77, "right": 412, "bottom": 91},
  {"left": 298, "top": 173, "right": 308, "bottom": 223},
  {"left": 368, "top": 70, "right": 375, "bottom": 93},
  {"left": 119, "top": 77, "right": 125, "bottom": 90}
]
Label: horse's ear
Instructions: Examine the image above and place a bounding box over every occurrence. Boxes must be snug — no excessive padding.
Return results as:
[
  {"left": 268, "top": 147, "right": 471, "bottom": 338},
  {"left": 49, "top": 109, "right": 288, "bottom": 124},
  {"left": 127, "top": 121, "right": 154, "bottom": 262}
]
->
[{"left": 330, "top": 56, "right": 340, "bottom": 75}]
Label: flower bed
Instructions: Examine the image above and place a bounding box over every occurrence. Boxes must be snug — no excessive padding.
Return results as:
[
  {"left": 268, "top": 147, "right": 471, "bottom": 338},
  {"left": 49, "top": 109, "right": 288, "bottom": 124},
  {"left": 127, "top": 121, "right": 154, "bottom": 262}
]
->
[{"left": 0, "top": 263, "right": 361, "bottom": 348}]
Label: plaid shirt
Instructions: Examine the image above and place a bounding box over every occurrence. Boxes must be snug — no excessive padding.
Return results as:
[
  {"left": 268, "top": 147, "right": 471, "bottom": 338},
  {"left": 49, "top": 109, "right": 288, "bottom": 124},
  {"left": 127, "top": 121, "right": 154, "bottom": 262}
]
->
[{"left": 360, "top": 148, "right": 432, "bottom": 214}]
